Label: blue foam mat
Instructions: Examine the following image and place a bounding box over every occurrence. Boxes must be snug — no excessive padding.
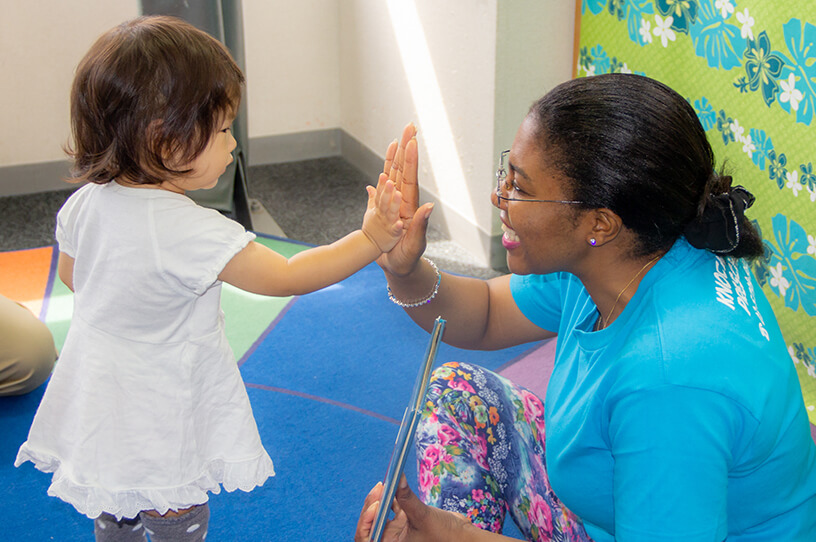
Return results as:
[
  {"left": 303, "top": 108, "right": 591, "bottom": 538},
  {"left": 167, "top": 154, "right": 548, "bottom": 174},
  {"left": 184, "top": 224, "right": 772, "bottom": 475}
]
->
[{"left": 2, "top": 261, "right": 531, "bottom": 540}]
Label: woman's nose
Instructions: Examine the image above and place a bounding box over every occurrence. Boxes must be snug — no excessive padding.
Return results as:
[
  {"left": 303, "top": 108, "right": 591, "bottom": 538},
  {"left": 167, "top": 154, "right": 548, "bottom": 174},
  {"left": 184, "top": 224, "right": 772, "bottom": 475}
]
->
[{"left": 491, "top": 189, "right": 505, "bottom": 210}]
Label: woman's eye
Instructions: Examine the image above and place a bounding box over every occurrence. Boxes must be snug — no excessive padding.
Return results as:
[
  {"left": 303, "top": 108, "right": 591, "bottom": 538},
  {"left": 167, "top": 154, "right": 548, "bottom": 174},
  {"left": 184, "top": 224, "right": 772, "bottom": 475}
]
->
[
  {"left": 511, "top": 181, "right": 526, "bottom": 194},
  {"left": 221, "top": 127, "right": 231, "bottom": 133}
]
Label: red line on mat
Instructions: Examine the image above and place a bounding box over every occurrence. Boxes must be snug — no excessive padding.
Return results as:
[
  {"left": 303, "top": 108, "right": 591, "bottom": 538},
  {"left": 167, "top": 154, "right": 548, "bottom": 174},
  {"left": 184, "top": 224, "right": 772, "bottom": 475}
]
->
[{"left": 244, "top": 381, "right": 400, "bottom": 425}]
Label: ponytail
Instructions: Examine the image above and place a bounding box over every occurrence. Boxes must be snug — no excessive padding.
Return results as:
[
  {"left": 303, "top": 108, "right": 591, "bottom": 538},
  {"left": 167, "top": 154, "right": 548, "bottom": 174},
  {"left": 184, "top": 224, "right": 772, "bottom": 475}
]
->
[{"left": 683, "top": 169, "right": 763, "bottom": 259}]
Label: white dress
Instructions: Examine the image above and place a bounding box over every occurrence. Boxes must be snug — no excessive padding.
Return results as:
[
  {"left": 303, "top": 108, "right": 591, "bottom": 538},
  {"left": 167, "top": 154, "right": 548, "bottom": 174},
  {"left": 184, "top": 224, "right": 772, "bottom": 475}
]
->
[{"left": 15, "top": 182, "right": 275, "bottom": 519}]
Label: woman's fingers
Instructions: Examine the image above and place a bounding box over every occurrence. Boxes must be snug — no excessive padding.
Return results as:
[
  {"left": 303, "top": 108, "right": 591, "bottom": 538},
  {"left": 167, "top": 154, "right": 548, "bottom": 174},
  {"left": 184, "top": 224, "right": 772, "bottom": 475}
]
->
[
  {"left": 400, "top": 122, "right": 417, "bottom": 148},
  {"left": 355, "top": 483, "right": 385, "bottom": 542},
  {"left": 400, "top": 138, "right": 419, "bottom": 214},
  {"left": 388, "top": 123, "right": 417, "bottom": 191},
  {"left": 383, "top": 139, "right": 398, "bottom": 176}
]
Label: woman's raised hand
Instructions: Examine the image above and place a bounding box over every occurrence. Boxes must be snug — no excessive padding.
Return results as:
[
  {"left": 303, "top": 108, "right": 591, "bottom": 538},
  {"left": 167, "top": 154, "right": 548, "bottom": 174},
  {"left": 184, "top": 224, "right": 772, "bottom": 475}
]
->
[{"left": 377, "top": 123, "right": 435, "bottom": 277}]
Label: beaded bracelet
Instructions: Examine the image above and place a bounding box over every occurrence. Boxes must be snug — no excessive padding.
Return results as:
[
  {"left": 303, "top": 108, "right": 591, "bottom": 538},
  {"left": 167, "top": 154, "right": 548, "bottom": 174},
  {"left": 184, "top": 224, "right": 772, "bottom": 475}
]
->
[{"left": 387, "top": 257, "right": 441, "bottom": 308}]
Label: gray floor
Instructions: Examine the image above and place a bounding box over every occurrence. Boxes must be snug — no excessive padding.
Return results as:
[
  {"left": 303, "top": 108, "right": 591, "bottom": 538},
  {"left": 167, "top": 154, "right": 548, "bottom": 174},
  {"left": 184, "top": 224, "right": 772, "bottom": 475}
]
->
[{"left": 0, "top": 157, "right": 500, "bottom": 279}]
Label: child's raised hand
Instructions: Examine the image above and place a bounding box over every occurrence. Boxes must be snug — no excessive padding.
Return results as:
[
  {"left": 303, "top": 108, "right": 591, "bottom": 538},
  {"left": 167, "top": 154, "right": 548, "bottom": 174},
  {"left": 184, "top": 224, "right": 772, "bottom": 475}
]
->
[
  {"left": 362, "top": 174, "right": 404, "bottom": 253},
  {"left": 377, "top": 124, "right": 434, "bottom": 277}
]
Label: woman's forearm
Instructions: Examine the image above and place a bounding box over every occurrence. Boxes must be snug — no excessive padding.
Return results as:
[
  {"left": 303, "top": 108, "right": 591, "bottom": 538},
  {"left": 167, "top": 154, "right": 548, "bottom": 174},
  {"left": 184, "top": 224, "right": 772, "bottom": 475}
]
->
[
  {"left": 385, "top": 260, "right": 554, "bottom": 350},
  {"left": 385, "top": 260, "right": 509, "bottom": 350}
]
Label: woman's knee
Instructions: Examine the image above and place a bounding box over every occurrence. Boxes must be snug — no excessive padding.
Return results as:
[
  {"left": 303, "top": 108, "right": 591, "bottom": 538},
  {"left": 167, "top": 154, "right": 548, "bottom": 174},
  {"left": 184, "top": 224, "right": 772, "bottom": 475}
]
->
[{"left": 0, "top": 296, "right": 56, "bottom": 396}]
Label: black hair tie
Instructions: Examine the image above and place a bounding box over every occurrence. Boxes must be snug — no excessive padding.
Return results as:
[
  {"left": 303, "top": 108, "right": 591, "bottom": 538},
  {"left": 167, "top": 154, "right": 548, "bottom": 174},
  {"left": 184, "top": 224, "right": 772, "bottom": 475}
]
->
[{"left": 684, "top": 186, "right": 755, "bottom": 253}]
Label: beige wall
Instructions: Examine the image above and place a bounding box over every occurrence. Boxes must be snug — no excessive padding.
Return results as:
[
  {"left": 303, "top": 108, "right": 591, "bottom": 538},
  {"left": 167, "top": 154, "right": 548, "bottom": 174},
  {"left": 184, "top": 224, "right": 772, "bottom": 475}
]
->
[
  {"left": 243, "top": 0, "right": 340, "bottom": 136},
  {"left": 0, "top": 1, "right": 140, "bottom": 166},
  {"left": 1, "top": 0, "right": 575, "bottom": 266}
]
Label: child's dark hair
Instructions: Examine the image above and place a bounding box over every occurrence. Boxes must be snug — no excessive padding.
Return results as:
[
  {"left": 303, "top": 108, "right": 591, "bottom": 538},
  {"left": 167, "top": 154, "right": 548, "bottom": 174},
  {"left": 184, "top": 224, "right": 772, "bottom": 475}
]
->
[
  {"left": 67, "top": 15, "right": 245, "bottom": 185},
  {"left": 528, "top": 74, "right": 763, "bottom": 260}
]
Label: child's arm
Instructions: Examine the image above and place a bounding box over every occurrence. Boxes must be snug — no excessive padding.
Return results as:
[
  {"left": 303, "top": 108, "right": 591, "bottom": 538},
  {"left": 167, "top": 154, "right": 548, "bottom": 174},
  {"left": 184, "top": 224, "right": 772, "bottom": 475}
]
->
[
  {"left": 58, "top": 252, "right": 75, "bottom": 292},
  {"left": 218, "top": 176, "right": 403, "bottom": 297}
]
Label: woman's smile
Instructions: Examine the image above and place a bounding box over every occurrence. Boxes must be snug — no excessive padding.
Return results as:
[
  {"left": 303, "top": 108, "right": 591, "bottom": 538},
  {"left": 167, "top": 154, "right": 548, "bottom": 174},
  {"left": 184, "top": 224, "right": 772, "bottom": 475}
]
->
[{"left": 500, "top": 211, "right": 521, "bottom": 250}]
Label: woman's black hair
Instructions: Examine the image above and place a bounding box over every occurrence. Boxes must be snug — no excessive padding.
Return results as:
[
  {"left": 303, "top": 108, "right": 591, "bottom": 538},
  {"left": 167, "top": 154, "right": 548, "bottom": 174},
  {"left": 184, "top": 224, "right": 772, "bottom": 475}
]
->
[{"left": 528, "top": 73, "right": 763, "bottom": 259}]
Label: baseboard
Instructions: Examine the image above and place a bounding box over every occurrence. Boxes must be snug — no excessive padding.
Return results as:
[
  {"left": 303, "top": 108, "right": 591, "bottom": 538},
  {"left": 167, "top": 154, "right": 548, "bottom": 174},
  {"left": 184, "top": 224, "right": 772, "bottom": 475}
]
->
[
  {"left": 338, "top": 131, "right": 383, "bottom": 184},
  {"left": 0, "top": 160, "right": 74, "bottom": 196},
  {"left": 247, "top": 128, "right": 342, "bottom": 166}
]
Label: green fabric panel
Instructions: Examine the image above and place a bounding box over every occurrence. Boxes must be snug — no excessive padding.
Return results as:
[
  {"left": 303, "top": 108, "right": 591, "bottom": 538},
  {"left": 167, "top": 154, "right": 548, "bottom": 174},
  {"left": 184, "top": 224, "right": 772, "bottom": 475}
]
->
[{"left": 577, "top": 0, "right": 816, "bottom": 422}]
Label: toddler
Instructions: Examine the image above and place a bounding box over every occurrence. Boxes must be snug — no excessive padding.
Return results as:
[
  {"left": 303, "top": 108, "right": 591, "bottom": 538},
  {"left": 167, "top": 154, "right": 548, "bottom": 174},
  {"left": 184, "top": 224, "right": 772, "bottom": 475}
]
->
[{"left": 15, "top": 15, "right": 404, "bottom": 542}]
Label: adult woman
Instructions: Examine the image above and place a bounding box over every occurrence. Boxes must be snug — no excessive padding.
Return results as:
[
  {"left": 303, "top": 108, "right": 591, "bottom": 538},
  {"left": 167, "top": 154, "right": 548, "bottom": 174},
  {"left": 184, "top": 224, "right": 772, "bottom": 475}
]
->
[{"left": 355, "top": 74, "right": 816, "bottom": 541}]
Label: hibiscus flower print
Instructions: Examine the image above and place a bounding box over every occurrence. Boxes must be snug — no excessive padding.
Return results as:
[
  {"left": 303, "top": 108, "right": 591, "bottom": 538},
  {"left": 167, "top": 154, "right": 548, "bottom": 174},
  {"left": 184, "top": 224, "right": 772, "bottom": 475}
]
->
[
  {"left": 450, "top": 377, "right": 476, "bottom": 393},
  {"left": 522, "top": 389, "right": 545, "bottom": 424},
  {"left": 770, "top": 262, "right": 790, "bottom": 298},
  {"left": 779, "top": 74, "right": 804, "bottom": 112},
  {"left": 529, "top": 494, "right": 555, "bottom": 540},
  {"left": 653, "top": 14, "right": 676, "bottom": 47},
  {"left": 438, "top": 423, "right": 460, "bottom": 446},
  {"left": 418, "top": 466, "right": 439, "bottom": 494}
]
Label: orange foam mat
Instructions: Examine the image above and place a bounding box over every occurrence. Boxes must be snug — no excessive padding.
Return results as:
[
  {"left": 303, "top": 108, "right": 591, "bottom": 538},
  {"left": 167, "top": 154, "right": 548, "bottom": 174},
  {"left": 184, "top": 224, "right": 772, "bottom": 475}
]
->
[{"left": 0, "top": 246, "right": 56, "bottom": 317}]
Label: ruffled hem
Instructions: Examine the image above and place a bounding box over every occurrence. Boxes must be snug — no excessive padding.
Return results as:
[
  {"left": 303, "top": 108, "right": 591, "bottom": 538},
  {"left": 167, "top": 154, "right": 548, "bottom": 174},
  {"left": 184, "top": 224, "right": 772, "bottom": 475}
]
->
[{"left": 15, "top": 444, "right": 275, "bottom": 520}]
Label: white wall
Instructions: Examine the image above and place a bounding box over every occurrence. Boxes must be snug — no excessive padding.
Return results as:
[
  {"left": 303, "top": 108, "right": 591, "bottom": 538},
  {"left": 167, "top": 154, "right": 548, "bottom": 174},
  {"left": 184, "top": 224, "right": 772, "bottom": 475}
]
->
[{"left": 1, "top": 0, "right": 575, "bottom": 266}]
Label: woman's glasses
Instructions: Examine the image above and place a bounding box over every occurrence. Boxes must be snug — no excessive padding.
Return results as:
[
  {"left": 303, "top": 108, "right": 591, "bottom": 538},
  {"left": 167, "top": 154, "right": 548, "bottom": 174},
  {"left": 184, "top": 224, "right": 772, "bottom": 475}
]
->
[{"left": 496, "top": 150, "right": 584, "bottom": 204}]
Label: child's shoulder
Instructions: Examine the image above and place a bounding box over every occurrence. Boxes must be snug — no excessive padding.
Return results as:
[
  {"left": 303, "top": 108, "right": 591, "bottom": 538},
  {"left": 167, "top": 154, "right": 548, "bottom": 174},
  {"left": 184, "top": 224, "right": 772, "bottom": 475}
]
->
[{"left": 58, "top": 182, "right": 101, "bottom": 220}]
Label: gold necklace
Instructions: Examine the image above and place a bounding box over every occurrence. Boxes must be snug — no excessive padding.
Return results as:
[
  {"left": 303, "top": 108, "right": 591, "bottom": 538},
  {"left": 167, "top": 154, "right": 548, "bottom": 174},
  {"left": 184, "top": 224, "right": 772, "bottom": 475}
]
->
[{"left": 596, "top": 254, "right": 662, "bottom": 331}]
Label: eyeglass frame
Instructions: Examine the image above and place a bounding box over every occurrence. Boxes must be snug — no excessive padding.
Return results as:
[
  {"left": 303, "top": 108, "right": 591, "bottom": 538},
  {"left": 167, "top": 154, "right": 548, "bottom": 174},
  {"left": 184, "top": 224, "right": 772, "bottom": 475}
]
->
[{"left": 495, "top": 150, "right": 584, "bottom": 205}]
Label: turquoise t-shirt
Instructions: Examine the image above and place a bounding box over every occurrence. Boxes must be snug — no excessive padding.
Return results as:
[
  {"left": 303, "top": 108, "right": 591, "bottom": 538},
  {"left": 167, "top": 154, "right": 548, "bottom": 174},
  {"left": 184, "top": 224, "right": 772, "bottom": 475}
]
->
[{"left": 510, "top": 239, "right": 816, "bottom": 541}]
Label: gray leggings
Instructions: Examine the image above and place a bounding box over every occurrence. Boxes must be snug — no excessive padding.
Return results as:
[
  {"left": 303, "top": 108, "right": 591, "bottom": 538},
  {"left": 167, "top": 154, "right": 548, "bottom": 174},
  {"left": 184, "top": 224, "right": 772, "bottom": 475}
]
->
[{"left": 94, "top": 503, "right": 209, "bottom": 542}]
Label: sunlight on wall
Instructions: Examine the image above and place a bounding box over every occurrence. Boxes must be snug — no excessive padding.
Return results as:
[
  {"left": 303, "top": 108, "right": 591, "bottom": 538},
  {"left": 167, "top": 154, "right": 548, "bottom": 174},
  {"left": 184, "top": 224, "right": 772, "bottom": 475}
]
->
[{"left": 386, "top": 0, "right": 476, "bottom": 225}]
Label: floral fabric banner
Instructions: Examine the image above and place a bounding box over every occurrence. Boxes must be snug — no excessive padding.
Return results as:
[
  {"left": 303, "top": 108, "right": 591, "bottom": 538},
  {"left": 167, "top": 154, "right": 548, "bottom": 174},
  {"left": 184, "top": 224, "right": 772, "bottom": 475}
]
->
[{"left": 577, "top": 0, "right": 816, "bottom": 423}]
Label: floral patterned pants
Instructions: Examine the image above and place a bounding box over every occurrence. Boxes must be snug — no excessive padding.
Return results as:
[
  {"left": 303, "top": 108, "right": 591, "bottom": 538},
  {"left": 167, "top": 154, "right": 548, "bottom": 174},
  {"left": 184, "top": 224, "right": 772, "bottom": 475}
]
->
[{"left": 415, "top": 362, "right": 592, "bottom": 541}]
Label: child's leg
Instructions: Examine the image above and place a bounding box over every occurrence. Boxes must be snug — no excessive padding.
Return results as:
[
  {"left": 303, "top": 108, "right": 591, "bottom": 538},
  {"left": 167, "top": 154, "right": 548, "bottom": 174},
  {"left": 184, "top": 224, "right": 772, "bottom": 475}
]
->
[
  {"left": 94, "top": 513, "right": 147, "bottom": 541},
  {"left": 139, "top": 503, "right": 209, "bottom": 542},
  {"left": 415, "top": 362, "right": 590, "bottom": 542}
]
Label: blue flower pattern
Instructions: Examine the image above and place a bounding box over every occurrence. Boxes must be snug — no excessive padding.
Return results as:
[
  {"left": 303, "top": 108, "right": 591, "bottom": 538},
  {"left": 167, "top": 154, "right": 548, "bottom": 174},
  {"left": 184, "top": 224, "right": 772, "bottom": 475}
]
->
[
  {"left": 801, "top": 162, "right": 816, "bottom": 191},
  {"left": 765, "top": 214, "right": 816, "bottom": 317},
  {"left": 790, "top": 343, "right": 816, "bottom": 381},
  {"left": 776, "top": 19, "right": 816, "bottom": 125},
  {"left": 693, "top": 97, "right": 717, "bottom": 130},
  {"left": 624, "top": 1, "right": 657, "bottom": 45},
  {"left": 656, "top": 0, "right": 698, "bottom": 35},
  {"left": 743, "top": 32, "right": 784, "bottom": 106},
  {"left": 767, "top": 149, "right": 788, "bottom": 190},
  {"left": 688, "top": 0, "right": 746, "bottom": 70},
  {"left": 748, "top": 128, "right": 772, "bottom": 171}
]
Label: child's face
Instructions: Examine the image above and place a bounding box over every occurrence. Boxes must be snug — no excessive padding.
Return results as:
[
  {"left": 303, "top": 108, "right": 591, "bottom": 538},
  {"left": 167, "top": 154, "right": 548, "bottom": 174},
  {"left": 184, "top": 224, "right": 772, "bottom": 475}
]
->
[{"left": 162, "top": 117, "right": 237, "bottom": 193}]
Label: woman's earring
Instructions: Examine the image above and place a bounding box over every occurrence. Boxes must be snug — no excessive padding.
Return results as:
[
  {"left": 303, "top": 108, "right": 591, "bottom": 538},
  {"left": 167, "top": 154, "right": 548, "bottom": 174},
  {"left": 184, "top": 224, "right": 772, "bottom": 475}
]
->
[{"left": 589, "top": 238, "right": 597, "bottom": 246}]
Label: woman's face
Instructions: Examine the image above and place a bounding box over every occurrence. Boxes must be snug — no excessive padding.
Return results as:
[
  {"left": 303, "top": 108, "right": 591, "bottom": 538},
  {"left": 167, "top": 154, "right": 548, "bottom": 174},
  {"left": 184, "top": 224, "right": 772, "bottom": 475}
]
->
[{"left": 492, "top": 115, "right": 589, "bottom": 275}]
